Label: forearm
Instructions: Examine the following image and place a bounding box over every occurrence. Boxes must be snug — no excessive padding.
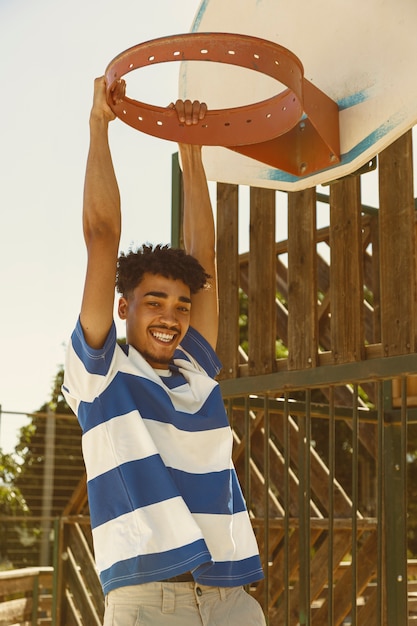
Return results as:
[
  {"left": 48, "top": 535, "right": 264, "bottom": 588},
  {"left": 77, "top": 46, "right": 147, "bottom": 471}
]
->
[
  {"left": 83, "top": 116, "right": 121, "bottom": 247},
  {"left": 179, "top": 144, "right": 215, "bottom": 272},
  {"left": 179, "top": 143, "right": 218, "bottom": 347}
]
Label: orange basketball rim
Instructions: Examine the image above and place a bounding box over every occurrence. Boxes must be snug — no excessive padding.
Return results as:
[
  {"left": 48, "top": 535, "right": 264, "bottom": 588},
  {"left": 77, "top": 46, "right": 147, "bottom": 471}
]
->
[{"left": 105, "top": 32, "right": 340, "bottom": 177}]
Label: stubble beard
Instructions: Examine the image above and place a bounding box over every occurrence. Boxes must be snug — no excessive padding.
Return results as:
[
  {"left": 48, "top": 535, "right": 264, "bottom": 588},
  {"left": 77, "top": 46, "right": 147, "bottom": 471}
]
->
[{"left": 141, "top": 348, "right": 173, "bottom": 368}]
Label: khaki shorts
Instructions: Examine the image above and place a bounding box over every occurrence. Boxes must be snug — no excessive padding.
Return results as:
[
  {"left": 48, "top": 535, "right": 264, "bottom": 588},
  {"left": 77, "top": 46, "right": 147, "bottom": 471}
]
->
[{"left": 103, "top": 581, "right": 266, "bottom": 626}]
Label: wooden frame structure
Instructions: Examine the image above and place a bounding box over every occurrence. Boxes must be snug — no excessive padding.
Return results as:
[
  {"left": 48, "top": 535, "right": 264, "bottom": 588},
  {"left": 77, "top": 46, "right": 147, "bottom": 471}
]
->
[
  {"left": 173, "top": 129, "right": 417, "bottom": 624},
  {"left": 2, "top": 130, "right": 417, "bottom": 625}
]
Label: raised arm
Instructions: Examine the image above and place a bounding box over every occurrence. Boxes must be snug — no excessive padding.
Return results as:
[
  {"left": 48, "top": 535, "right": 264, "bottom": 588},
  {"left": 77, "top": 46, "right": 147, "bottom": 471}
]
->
[
  {"left": 177, "top": 106, "right": 218, "bottom": 348},
  {"left": 79, "top": 77, "right": 124, "bottom": 349}
]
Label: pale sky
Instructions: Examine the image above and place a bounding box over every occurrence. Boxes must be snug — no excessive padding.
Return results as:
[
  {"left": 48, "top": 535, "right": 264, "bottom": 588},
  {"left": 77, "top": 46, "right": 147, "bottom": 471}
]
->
[
  {"left": 0, "top": 0, "right": 400, "bottom": 453},
  {"left": 0, "top": 0, "right": 211, "bottom": 449}
]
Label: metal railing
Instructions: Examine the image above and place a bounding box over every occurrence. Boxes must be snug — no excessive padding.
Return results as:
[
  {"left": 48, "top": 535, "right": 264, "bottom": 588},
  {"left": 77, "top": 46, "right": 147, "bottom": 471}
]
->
[{"left": 221, "top": 360, "right": 417, "bottom": 625}]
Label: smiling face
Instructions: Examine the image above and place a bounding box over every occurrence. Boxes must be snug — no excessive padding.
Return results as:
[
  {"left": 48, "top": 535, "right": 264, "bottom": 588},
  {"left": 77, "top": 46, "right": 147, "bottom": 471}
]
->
[{"left": 118, "top": 273, "right": 192, "bottom": 368}]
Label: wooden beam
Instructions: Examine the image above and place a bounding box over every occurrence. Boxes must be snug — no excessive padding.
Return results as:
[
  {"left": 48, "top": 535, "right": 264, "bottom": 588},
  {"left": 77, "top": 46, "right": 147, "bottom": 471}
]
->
[
  {"left": 312, "top": 530, "right": 378, "bottom": 625},
  {"left": 288, "top": 188, "right": 318, "bottom": 369},
  {"left": 248, "top": 187, "right": 277, "bottom": 375},
  {"left": 379, "top": 130, "right": 416, "bottom": 355},
  {"left": 216, "top": 183, "right": 240, "bottom": 379},
  {"left": 329, "top": 176, "right": 364, "bottom": 362}
]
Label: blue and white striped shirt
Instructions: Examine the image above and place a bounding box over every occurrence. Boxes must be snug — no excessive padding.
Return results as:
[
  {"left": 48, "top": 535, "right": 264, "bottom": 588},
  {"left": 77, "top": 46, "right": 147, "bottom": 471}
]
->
[{"left": 62, "top": 319, "right": 263, "bottom": 595}]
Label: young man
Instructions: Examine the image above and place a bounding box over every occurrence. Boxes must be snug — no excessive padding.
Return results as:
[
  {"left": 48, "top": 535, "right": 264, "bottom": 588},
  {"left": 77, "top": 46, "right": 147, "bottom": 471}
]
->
[{"left": 63, "top": 76, "right": 266, "bottom": 625}]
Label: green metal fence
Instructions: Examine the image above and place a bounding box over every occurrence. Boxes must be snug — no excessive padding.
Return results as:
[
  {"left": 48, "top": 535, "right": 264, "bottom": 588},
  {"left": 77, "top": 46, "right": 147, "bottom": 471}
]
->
[{"left": 220, "top": 354, "right": 417, "bottom": 625}]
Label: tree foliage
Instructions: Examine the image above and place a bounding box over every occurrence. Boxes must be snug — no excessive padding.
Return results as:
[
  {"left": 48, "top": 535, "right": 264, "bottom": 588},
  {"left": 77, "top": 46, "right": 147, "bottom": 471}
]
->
[{"left": 0, "top": 366, "right": 83, "bottom": 568}]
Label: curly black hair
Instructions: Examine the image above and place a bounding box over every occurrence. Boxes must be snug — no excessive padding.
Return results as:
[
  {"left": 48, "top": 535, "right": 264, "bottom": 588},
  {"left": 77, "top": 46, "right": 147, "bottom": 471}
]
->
[{"left": 116, "top": 243, "right": 210, "bottom": 296}]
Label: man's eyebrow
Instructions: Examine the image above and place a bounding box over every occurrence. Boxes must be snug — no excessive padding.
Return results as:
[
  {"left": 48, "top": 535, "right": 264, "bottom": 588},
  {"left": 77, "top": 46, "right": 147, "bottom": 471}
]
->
[{"left": 144, "top": 291, "right": 192, "bottom": 304}]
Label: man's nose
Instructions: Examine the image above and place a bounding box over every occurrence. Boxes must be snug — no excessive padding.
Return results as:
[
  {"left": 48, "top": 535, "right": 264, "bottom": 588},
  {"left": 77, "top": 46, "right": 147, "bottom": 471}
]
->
[{"left": 159, "top": 307, "right": 178, "bottom": 325}]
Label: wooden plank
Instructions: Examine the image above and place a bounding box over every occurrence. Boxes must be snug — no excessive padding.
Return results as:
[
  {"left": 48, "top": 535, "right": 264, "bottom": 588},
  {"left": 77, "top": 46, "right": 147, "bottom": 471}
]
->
[
  {"left": 0, "top": 567, "right": 53, "bottom": 582},
  {"left": 284, "top": 414, "right": 353, "bottom": 517},
  {"left": 63, "top": 590, "right": 84, "bottom": 626},
  {"left": 312, "top": 530, "right": 377, "bottom": 625},
  {"left": 253, "top": 528, "right": 322, "bottom": 607},
  {"left": 357, "top": 583, "right": 386, "bottom": 626},
  {"left": 379, "top": 130, "right": 416, "bottom": 355},
  {"left": 0, "top": 576, "right": 37, "bottom": 597},
  {"left": 0, "top": 597, "right": 32, "bottom": 626},
  {"left": 239, "top": 257, "right": 288, "bottom": 345},
  {"left": 287, "top": 188, "right": 318, "bottom": 369},
  {"left": 236, "top": 433, "right": 284, "bottom": 518},
  {"left": 274, "top": 258, "right": 289, "bottom": 346},
  {"left": 38, "top": 595, "right": 52, "bottom": 613},
  {"left": 329, "top": 176, "right": 364, "bottom": 363},
  {"left": 274, "top": 530, "right": 353, "bottom": 625},
  {"left": 367, "top": 214, "right": 381, "bottom": 343},
  {"left": 216, "top": 183, "right": 240, "bottom": 379},
  {"left": 232, "top": 406, "right": 265, "bottom": 464},
  {"left": 65, "top": 548, "right": 102, "bottom": 626},
  {"left": 63, "top": 473, "right": 87, "bottom": 516},
  {"left": 249, "top": 420, "right": 297, "bottom": 516},
  {"left": 317, "top": 255, "right": 332, "bottom": 350},
  {"left": 66, "top": 523, "right": 104, "bottom": 619},
  {"left": 0, "top": 570, "right": 53, "bottom": 599},
  {"left": 251, "top": 528, "right": 285, "bottom": 603},
  {"left": 248, "top": 187, "right": 276, "bottom": 375}
]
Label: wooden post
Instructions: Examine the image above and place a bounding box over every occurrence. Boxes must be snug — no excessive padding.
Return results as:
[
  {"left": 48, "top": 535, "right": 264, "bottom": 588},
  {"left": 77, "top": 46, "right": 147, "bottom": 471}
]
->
[
  {"left": 379, "top": 132, "right": 415, "bottom": 623},
  {"left": 287, "top": 188, "right": 318, "bottom": 370},
  {"left": 329, "top": 176, "right": 364, "bottom": 362},
  {"left": 248, "top": 187, "right": 276, "bottom": 375},
  {"left": 216, "top": 183, "right": 240, "bottom": 379},
  {"left": 368, "top": 213, "right": 381, "bottom": 344},
  {"left": 170, "top": 152, "right": 183, "bottom": 248},
  {"left": 379, "top": 130, "right": 416, "bottom": 356}
]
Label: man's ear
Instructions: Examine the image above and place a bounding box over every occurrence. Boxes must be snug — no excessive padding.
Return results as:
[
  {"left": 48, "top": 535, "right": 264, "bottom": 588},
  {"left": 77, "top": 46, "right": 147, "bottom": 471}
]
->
[{"left": 118, "top": 296, "right": 128, "bottom": 320}]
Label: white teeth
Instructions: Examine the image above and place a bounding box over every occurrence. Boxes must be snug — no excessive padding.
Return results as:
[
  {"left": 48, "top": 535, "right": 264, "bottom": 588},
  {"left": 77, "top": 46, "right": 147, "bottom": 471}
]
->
[{"left": 152, "top": 331, "right": 174, "bottom": 343}]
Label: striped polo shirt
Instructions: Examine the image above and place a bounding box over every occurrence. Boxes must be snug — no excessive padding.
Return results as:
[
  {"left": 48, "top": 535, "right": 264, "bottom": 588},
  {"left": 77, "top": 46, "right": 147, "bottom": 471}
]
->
[{"left": 62, "top": 318, "right": 264, "bottom": 595}]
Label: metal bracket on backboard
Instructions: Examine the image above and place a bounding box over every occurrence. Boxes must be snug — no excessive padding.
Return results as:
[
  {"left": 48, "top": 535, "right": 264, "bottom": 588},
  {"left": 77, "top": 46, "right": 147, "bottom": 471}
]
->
[
  {"left": 105, "top": 32, "right": 340, "bottom": 179},
  {"left": 322, "top": 157, "right": 378, "bottom": 186}
]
